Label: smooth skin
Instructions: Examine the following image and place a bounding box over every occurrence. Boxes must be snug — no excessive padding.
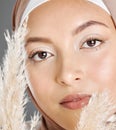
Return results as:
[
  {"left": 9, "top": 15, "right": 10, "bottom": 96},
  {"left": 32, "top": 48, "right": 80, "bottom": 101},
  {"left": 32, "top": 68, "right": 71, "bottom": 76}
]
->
[{"left": 25, "top": 0, "right": 116, "bottom": 129}]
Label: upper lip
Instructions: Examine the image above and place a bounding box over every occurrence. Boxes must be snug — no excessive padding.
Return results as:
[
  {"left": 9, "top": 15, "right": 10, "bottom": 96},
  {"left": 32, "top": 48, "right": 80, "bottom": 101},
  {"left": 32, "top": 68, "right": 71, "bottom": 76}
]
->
[{"left": 60, "top": 94, "right": 91, "bottom": 104}]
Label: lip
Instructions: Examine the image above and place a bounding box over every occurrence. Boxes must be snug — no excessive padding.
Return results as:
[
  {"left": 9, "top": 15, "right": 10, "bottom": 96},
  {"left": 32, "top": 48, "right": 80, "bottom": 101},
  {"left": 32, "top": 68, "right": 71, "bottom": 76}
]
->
[{"left": 60, "top": 94, "right": 91, "bottom": 110}]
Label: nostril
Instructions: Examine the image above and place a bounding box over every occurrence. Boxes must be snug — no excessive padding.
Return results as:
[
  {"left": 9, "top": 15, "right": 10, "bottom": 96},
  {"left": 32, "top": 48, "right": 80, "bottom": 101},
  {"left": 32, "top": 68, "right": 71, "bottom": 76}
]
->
[
  {"left": 61, "top": 81, "right": 66, "bottom": 85},
  {"left": 75, "top": 78, "right": 80, "bottom": 80}
]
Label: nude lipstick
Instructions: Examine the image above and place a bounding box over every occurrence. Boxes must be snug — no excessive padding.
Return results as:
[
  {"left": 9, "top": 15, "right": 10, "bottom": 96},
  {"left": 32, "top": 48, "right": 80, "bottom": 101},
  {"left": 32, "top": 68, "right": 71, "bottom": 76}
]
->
[{"left": 60, "top": 94, "right": 91, "bottom": 110}]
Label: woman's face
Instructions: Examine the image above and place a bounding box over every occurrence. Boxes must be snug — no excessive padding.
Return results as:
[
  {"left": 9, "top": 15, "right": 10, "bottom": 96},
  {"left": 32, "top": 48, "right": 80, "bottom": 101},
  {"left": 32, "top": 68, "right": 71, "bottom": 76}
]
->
[{"left": 25, "top": 0, "right": 116, "bottom": 129}]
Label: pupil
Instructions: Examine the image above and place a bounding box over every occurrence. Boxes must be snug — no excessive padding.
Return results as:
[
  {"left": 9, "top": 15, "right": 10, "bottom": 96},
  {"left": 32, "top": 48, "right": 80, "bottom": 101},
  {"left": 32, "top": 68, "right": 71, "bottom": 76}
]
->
[
  {"left": 87, "top": 40, "right": 96, "bottom": 47},
  {"left": 39, "top": 52, "right": 47, "bottom": 59}
]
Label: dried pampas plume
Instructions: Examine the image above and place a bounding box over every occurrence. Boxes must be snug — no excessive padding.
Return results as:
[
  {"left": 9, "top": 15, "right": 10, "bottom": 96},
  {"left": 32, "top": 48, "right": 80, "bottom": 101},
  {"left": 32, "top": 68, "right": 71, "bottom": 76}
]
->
[
  {"left": 0, "top": 18, "right": 40, "bottom": 130},
  {"left": 77, "top": 92, "right": 116, "bottom": 130},
  {"left": 30, "top": 113, "right": 41, "bottom": 130}
]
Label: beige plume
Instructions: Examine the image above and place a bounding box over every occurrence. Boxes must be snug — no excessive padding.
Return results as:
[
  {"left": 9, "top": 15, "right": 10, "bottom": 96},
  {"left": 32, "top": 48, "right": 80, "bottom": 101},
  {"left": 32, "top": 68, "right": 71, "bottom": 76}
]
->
[
  {"left": 0, "top": 20, "right": 27, "bottom": 130},
  {"left": 77, "top": 92, "right": 116, "bottom": 130},
  {"left": 0, "top": 18, "right": 39, "bottom": 130}
]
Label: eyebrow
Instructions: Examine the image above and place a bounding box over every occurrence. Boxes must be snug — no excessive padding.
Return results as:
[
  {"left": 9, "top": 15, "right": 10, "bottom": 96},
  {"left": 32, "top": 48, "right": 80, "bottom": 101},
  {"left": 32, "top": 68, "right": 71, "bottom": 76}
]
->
[
  {"left": 26, "top": 20, "right": 109, "bottom": 46},
  {"left": 26, "top": 37, "right": 53, "bottom": 46},
  {"left": 73, "top": 20, "right": 109, "bottom": 35}
]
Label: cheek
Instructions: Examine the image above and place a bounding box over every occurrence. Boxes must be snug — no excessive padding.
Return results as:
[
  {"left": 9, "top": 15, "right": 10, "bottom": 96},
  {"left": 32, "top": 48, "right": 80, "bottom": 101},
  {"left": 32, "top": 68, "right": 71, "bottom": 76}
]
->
[
  {"left": 26, "top": 64, "right": 55, "bottom": 106},
  {"left": 86, "top": 50, "right": 116, "bottom": 94}
]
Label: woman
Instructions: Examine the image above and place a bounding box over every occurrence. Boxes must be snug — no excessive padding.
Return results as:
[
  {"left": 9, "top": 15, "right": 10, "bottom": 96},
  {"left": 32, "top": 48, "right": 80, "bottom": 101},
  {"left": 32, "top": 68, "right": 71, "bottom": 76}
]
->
[{"left": 12, "top": 0, "right": 116, "bottom": 130}]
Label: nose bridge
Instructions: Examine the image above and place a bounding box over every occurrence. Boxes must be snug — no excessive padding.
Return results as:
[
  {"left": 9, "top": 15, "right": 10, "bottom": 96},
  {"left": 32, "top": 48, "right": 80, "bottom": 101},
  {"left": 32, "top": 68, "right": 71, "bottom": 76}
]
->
[{"left": 56, "top": 52, "right": 83, "bottom": 86}]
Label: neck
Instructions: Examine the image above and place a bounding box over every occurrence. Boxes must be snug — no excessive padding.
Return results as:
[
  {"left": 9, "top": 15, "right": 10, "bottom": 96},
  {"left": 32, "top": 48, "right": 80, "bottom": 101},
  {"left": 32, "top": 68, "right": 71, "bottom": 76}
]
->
[{"left": 40, "top": 116, "right": 65, "bottom": 130}]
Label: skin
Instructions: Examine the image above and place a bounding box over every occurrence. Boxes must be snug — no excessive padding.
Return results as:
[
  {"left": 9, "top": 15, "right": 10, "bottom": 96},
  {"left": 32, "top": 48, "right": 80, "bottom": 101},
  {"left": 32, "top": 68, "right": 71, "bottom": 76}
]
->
[{"left": 25, "top": 0, "right": 116, "bottom": 129}]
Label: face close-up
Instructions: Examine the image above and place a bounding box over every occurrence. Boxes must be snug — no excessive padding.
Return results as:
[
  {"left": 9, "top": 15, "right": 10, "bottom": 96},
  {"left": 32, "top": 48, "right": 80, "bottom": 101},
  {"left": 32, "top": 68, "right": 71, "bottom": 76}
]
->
[{"left": 25, "top": 0, "right": 116, "bottom": 129}]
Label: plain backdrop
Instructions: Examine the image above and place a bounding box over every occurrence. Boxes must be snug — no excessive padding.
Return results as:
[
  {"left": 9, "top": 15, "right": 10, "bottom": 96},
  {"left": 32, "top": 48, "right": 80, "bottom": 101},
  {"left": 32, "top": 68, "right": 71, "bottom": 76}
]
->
[
  {"left": 0, "top": 0, "right": 15, "bottom": 63},
  {"left": 0, "top": 0, "right": 37, "bottom": 120}
]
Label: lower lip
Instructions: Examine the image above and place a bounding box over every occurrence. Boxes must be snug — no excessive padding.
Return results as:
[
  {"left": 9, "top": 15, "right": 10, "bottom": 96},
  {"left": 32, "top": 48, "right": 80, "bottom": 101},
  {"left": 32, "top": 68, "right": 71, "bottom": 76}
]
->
[{"left": 60, "top": 96, "right": 90, "bottom": 110}]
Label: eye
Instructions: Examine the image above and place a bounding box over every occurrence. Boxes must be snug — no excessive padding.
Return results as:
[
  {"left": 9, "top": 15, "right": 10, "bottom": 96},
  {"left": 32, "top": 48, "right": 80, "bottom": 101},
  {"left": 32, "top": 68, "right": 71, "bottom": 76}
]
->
[
  {"left": 81, "top": 39, "right": 103, "bottom": 49},
  {"left": 29, "top": 51, "right": 53, "bottom": 62}
]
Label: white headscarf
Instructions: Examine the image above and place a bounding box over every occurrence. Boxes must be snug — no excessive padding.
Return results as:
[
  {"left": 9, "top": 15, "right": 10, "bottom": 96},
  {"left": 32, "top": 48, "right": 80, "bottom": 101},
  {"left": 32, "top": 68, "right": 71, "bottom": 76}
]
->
[{"left": 20, "top": 0, "right": 110, "bottom": 26}]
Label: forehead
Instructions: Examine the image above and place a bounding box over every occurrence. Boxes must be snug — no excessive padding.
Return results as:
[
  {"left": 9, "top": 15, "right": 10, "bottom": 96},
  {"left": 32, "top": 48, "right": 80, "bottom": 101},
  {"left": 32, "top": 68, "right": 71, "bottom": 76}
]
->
[{"left": 27, "top": 0, "right": 114, "bottom": 34}]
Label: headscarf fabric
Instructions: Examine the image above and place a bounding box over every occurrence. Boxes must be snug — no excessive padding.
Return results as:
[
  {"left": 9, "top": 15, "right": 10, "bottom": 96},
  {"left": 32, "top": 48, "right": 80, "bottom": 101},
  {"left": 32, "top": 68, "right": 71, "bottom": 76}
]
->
[{"left": 12, "top": 0, "right": 116, "bottom": 30}]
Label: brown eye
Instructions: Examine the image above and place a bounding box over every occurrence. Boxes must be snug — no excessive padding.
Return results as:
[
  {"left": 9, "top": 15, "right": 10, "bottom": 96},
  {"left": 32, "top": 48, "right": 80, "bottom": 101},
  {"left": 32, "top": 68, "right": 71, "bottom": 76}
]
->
[
  {"left": 29, "top": 51, "right": 53, "bottom": 62},
  {"left": 82, "top": 39, "right": 102, "bottom": 49},
  {"left": 86, "top": 40, "right": 97, "bottom": 47},
  {"left": 38, "top": 51, "right": 47, "bottom": 59}
]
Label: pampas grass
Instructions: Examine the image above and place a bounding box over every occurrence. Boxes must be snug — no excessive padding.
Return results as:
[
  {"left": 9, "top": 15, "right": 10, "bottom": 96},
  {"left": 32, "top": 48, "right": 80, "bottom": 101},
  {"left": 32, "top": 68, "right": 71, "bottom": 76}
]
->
[
  {"left": 0, "top": 19, "right": 40, "bottom": 130},
  {"left": 77, "top": 92, "right": 116, "bottom": 130},
  {"left": 0, "top": 21, "right": 27, "bottom": 130},
  {"left": 30, "top": 113, "right": 41, "bottom": 130}
]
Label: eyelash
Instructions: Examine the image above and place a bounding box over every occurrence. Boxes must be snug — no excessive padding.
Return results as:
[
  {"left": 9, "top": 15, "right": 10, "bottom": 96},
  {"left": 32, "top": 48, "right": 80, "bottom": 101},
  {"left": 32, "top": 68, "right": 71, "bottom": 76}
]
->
[
  {"left": 29, "top": 50, "right": 53, "bottom": 62},
  {"left": 81, "top": 37, "right": 104, "bottom": 49}
]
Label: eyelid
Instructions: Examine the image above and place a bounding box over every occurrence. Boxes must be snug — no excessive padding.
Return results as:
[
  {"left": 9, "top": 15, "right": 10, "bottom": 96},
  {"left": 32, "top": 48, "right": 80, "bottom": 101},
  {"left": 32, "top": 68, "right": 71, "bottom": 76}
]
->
[
  {"left": 29, "top": 51, "right": 53, "bottom": 62},
  {"left": 81, "top": 34, "right": 102, "bottom": 42},
  {"left": 28, "top": 46, "right": 55, "bottom": 58},
  {"left": 78, "top": 34, "right": 106, "bottom": 51},
  {"left": 81, "top": 39, "right": 103, "bottom": 49},
  {"left": 80, "top": 34, "right": 104, "bottom": 44}
]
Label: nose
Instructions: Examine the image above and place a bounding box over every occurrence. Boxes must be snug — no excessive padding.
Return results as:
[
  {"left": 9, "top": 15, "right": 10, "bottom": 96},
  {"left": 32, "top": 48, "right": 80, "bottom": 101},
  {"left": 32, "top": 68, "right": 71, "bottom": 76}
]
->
[{"left": 56, "top": 57, "right": 83, "bottom": 87}]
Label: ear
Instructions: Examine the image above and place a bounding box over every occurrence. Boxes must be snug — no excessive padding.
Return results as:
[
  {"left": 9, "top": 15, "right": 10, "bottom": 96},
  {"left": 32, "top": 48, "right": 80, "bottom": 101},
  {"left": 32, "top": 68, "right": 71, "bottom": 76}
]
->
[{"left": 103, "top": 0, "right": 116, "bottom": 25}]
